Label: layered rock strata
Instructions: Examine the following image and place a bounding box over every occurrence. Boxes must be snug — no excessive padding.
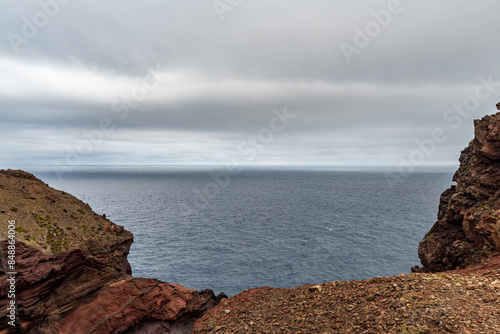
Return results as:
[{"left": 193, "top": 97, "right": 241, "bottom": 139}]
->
[{"left": 0, "top": 170, "right": 218, "bottom": 333}]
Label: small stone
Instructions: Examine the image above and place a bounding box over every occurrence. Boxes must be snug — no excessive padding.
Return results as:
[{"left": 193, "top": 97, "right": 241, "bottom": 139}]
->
[
  {"left": 224, "top": 309, "right": 231, "bottom": 314},
  {"left": 308, "top": 285, "right": 322, "bottom": 293},
  {"left": 490, "top": 279, "right": 500, "bottom": 286}
]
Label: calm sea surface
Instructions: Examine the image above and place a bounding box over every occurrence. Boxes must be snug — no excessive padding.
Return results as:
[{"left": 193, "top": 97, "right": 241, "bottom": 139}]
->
[{"left": 27, "top": 166, "right": 454, "bottom": 296}]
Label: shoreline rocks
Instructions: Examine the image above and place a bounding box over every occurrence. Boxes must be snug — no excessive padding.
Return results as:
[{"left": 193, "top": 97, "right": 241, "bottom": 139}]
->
[{"left": 0, "top": 170, "right": 220, "bottom": 333}]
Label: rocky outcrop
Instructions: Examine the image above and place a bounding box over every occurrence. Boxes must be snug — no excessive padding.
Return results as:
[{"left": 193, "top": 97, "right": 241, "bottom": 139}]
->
[
  {"left": 417, "top": 111, "right": 500, "bottom": 272},
  {"left": 0, "top": 170, "right": 218, "bottom": 333}
]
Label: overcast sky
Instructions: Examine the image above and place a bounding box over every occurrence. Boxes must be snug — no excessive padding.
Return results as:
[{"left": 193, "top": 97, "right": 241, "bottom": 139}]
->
[{"left": 1, "top": 0, "right": 499, "bottom": 168}]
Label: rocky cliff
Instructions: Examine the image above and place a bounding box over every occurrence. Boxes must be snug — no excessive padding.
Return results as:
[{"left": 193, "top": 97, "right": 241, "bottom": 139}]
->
[
  {"left": 0, "top": 170, "right": 219, "bottom": 333},
  {"left": 417, "top": 111, "right": 500, "bottom": 272}
]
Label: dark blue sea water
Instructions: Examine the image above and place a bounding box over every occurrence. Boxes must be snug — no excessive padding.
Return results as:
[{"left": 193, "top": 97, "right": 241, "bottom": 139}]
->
[{"left": 27, "top": 166, "right": 455, "bottom": 297}]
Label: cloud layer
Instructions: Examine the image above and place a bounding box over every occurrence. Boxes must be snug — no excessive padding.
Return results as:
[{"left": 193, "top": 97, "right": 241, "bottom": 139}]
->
[{"left": 1, "top": 0, "right": 500, "bottom": 167}]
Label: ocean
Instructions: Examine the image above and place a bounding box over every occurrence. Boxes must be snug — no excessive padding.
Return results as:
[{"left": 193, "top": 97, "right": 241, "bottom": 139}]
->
[{"left": 28, "top": 166, "right": 455, "bottom": 297}]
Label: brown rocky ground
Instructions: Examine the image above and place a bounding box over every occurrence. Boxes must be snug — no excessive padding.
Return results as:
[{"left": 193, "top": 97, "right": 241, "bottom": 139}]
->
[
  {"left": 0, "top": 169, "right": 133, "bottom": 259},
  {"left": 194, "top": 256, "right": 500, "bottom": 333}
]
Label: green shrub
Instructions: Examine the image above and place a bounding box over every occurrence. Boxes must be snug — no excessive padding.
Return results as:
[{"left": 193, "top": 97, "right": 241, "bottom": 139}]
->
[
  {"left": 77, "top": 209, "right": 85, "bottom": 215},
  {"left": 15, "top": 226, "right": 28, "bottom": 233}
]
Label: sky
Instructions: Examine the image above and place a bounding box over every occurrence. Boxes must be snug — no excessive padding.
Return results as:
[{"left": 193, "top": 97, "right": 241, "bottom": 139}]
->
[{"left": 1, "top": 0, "right": 500, "bottom": 168}]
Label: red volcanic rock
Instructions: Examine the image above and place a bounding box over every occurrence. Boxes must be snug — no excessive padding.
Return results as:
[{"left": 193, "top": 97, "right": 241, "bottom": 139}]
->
[
  {"left": 417, "top": 111, "right": 500, "bottom": 272},
  {"left": 0, "top": 170, "right": 218, "bottom": 333},
  {"left": 49, "top": 278, "right": 216, "bottom": 334}
]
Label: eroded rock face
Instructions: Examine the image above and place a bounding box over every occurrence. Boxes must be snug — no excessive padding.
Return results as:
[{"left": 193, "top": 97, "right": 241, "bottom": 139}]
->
[
  {"left": 418, "top": 112, "right": 500, "bottom": 272},
  {"left": 0, "top": 170, "right": 218, "bottom": 333}
]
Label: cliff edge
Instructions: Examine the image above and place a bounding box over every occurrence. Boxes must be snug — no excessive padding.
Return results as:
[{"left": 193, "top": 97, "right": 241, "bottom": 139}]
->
[
  {"left": 0, "top": 170, "right": 219, "bottom": 333},
  {"left": 417, "top": 112, "right": 500, "bottom": 272}
]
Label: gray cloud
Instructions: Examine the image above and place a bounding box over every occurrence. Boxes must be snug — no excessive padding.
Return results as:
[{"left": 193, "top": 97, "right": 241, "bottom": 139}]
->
[{"left": 1, "top": 0, "right": 500, "bottom": 167}]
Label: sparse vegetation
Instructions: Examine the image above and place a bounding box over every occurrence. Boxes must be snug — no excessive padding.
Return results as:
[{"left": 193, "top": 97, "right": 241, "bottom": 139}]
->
[
  {"left": 77, "top": 209, "right": 85, "bottom": 215},
  {"left": 34, "top": 213, "right": 69, "bottom": 253},
  {"left": 10, "top": 207, "right": 18, "bottom": 212},
  {"left": 15, "top": 226, "right": 28, "bottom": 233},
  {"left": 473, "top": 202, "right": 494, "bottom": 211}
]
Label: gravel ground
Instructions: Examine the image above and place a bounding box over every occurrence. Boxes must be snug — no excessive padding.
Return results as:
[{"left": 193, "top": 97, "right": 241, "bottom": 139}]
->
[{"left": 194, "top": 257, "right": 500, "bottom": 333}]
